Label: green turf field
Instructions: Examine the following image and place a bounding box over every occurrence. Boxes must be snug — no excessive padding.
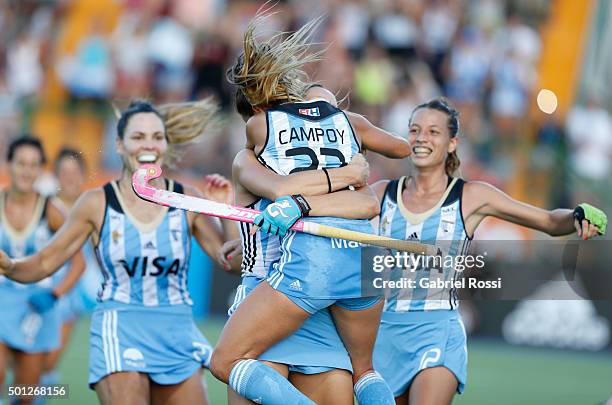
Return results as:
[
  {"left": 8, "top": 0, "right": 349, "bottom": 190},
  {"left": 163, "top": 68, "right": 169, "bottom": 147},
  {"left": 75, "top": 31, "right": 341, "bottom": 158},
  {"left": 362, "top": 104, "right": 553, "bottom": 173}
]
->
[{"left": 44, "top": 317, "right": 612, "bottom": 404}]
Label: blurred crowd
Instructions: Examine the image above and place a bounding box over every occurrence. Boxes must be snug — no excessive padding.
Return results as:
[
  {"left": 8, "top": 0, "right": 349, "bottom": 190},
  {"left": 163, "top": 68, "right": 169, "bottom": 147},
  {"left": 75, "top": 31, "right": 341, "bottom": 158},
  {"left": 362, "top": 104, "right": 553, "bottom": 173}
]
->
[{"left": 0, "top": 0, "right": 611, "bottom": 216}]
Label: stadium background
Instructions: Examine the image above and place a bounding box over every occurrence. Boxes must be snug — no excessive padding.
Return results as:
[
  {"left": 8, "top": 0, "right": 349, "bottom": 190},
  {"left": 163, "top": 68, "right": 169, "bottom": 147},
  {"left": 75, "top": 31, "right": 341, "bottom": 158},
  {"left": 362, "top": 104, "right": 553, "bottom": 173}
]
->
[{"left": 1, "top": 0, "right": 611, "bottom": 403}]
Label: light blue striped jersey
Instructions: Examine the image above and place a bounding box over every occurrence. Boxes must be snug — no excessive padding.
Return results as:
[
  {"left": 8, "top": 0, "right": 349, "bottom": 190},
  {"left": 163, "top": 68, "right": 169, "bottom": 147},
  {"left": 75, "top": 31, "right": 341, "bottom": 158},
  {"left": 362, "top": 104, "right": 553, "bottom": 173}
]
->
[
  {"left": 0, "top": 193, "right": 56, "bottom": 290},
  {"left": 95, "top": 181, "right": 192, "bottom": 307},
  {"left": 378, "top": 176, "right": 471, "bottom": 312},
  {"left": 259, "top": 100, "right": 360, "bottom": 174},
  {"left": 258, "top": 100, "right": 372, "bottom": 299},
  {"left": 239, "top": 198, "right": 280, "bottom": 279}
]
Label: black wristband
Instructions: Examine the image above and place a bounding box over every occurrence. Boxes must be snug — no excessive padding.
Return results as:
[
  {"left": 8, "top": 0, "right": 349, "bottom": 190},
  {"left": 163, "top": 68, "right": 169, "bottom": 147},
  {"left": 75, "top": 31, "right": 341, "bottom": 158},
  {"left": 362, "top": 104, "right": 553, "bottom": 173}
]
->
[
  {"left": 573, "top": 206, "right": 585, "bottom": 222},
  {"left": 291, "top": 194, "right": 311, "bottom": 217},
  {"left": 322, "top": 168, "right": 332, "bottom": 194}
]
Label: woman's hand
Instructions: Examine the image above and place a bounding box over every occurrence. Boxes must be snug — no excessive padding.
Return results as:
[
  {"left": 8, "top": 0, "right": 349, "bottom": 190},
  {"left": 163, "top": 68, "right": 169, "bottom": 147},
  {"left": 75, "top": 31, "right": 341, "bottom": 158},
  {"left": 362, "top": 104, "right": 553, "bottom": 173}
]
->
[
  {"left": 573, "top": 203, "right": 607, "bottom": 240},
  {"left": 202, "top": 174, "right": 233, "bottom": 204}
]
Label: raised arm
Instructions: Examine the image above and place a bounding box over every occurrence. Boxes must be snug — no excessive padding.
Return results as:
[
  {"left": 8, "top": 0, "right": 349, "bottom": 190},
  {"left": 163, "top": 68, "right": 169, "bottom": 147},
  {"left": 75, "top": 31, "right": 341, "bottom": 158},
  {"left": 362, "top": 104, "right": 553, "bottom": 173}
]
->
[
  {"left": 46, "top": 199, "right": 87, "bottom": 297},
  {"left": 463, "top": 182, "right": 606, "bottom": 238},
  {"left": 245, "top": 113, "right": 267, "bottom": 153},
  {"left": 233, "top": 149, "right": 369, "bottom": 201},
  {"left": 250, "top": 184, "right": 380, "bottom": 237},
  {"left": 346, "top": 111, "right": 411, "bottom": 159},
  {"left": 0, "top": 190, "right": 100, "bottom": 282}
]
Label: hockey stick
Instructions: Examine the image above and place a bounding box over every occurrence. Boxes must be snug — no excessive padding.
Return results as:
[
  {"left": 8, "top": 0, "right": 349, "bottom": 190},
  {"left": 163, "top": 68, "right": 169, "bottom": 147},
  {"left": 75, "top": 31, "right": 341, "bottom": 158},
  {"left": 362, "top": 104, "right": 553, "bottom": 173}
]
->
[{"left": 132, "top": 165, "right": 435, "bottom": 255}]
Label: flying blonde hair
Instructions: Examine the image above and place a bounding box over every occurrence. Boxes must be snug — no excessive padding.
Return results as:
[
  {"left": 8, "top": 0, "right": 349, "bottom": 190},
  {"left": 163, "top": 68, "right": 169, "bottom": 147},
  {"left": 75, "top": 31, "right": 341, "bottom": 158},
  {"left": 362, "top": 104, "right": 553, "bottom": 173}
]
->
[
  {"left": 158, "top": 97, "right": 219, "bottom": 166},
  {"left": 158, "top": 97, "right": 219, "bottom": 145},
  {"left": 227, "top": 6, "right": 326, "bottom": 107}
]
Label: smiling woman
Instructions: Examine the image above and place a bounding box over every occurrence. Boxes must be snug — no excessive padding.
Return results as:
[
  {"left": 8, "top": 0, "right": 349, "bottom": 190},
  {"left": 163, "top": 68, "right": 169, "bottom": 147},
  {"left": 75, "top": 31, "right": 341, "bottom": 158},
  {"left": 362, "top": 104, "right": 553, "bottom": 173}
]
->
[
  {"left": 0, "top": 100, "right": 238, "bottom": 405},
  {"left": 0, "top": 136, "right": 87, "bottom": 405},
  {"left": 371, "top": 97, "right": 606, "bottom": 405}
]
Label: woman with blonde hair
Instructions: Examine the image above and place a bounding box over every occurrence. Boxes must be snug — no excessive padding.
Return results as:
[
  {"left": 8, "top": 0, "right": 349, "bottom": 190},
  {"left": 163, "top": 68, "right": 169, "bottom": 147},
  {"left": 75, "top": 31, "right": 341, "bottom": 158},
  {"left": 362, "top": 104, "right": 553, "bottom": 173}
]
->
[
  {"left": 210, "top": 10, "right": 410, "bottom": 405},
  {"left": 0, "top": 99, "right": 237, "bottom": 405}
]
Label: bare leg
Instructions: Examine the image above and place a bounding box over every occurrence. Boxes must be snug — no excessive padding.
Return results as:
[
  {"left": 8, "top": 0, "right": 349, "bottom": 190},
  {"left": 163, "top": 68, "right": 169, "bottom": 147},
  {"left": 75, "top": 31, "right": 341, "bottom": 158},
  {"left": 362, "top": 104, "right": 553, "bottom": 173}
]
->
[
  {"left": 94, "top": 372, "right": 149, "bottom": 405},
  {"left": 330, "top": 300, "right": 385, "bottom": 383},
  {"left": 150, "top": 370, "right": 208, "bottom": 405},
  {"left": 210, "top": 282, "right": 309, "bottom": 382},
  {"left": 12, "top": 350, "right": 45, "bottom": 405},
  {"left": 408, "top": 367, "right": 457, "bottom": 405},
  {"left": 0, "top": 343, "right": 9, "bottom": 396},
  {"left": 290, "top": 369, "right": 354, "bottom": 405},
  {"left": 395, "top": 391, "right": 408, "bottom": 405},
  {"left": 43, "top": 321, "right": 75, "bottom": 374}
]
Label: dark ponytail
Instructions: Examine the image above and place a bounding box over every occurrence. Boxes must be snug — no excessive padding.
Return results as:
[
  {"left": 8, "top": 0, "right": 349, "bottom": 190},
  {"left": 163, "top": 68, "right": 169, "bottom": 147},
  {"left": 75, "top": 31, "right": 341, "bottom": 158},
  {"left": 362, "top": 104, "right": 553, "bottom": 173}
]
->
[{"left": 446, "top": 151, "right": 460, "bottom": 176}]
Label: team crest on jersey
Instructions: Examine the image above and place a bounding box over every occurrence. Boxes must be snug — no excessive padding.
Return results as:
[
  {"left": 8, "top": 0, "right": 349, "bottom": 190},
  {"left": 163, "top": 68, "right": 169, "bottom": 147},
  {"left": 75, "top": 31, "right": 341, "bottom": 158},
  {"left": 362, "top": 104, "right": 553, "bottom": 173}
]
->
[
  {"left": 381, "top": 216, "right": 391, "bottom": 234},
  {"left": 441, "top": 220, "right": 455, "bottom": 233},
  {"left": 298, "top": 107, "right": 320, "bottom": 117}
]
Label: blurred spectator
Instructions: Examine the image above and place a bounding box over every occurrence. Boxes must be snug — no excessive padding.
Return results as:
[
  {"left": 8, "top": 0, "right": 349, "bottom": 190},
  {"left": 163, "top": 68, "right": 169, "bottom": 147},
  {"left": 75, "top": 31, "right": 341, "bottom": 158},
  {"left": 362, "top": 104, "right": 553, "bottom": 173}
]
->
[
  {"left": 467, "top": 0, "right": 505, "bottom": 32},
  {"left": 111, "top": 10, "right": 152, "bottom": 98},
  {"left": 57, "top": 21, "right": 114, "bottom": 104},
  {"left": 445, "top": 27, "right": 491, "bottom": 107},
  {"left": 6, "top": 32, "right": 44, "bottom": 99},
  {"left": 566, "top": 95, "right": 612, "bottom": 182},
  {"left": 419, "top": 0, "right": 461, "bottom": 85},
  {"left": 490, "top": 51, "right": 536, "bottom": 135},
  {"left": 381, "top": 77, "right": 419, "bottom": 137},
  {"left": 492, "top": 12, "right": 541, "bottom": 66},
  {"left": 316, "top": 22, "right": 355, "bottom": 97},
  {"left": 371, "top": 2, "right": 419, "bottom": 59},
  {"left": 353, "top": 43, "right": 395, "bottom": 122},
  {"left": 172, "top": 0, "right": 219, "bottom": 30},
  {"left": 191, "top": 33, "right": 231, "bottom": 107},
  {"left": 489, "top": 13, "right": 540, "bottom": 137},
  {"left": 333, "top": 0, "right": 371, "bottom": 59},
  {"left": 147, "top": 15, "right": 194, "bottom": 101}
]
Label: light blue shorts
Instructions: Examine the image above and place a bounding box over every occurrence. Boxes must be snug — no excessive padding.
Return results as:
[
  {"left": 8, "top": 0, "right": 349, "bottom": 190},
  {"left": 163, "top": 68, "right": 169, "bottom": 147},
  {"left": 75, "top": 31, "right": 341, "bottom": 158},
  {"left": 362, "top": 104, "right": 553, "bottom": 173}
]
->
[
  {"left": 0, "top": 286, "right": 61, "bottom": 353},
  {"left": 373, "top": 310, "right": 468, "bottom": 396},
  {"left": 267, "top": 217, "right": 377, "bottom": 300},
  {"left": 229, "top": 277, "right": 352, "bottom": 374},
  {"left": 89, "top": 302, "right": 212, "bottom": 387}
]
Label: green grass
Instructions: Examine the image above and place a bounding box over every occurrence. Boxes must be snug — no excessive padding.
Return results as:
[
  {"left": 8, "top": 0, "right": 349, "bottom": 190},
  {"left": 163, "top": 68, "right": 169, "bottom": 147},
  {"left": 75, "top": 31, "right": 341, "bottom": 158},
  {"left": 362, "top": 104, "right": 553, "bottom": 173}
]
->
[{"left": 49, "top": 317, "right": 612, "bottom": 404}]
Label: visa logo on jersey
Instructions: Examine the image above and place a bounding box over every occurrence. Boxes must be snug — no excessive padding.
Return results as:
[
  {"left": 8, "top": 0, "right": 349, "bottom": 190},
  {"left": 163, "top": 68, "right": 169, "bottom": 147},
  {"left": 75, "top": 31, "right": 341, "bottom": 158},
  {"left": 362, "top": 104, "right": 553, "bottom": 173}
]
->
[
  {"left": 118, "top": 256, "right": 182, "bottom": 277},
  {"left": 298, "top": 107, "right": 320, "bottom": 117}
]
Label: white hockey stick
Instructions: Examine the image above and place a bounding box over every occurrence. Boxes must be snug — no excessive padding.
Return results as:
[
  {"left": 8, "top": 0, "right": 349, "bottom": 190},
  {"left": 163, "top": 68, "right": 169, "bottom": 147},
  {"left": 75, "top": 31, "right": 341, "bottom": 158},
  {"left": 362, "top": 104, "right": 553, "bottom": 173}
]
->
[{"left": 132, "top": 165, "right": 435, "bottom": 254}]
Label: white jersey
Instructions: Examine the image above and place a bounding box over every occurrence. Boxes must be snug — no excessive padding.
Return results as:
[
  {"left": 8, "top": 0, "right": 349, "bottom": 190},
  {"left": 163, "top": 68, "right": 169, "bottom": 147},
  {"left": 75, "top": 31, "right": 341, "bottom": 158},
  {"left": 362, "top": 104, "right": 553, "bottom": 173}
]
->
[
  {"left": 379, "top": 176, "right": 471, "bottom": 312},
  {"left": 0, "top": 193, "right": 57, "bottom": 290},
  {"left": 258, "top": 100, "right": 360, "bottom": 175},
  {"left": 94, "top": 181, "right": 192, "bottom": 307}
]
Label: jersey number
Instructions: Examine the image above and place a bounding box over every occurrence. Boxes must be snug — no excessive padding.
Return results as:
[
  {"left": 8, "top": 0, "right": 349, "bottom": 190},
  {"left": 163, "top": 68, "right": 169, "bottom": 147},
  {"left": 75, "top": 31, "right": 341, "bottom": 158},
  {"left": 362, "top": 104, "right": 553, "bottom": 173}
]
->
[{"left": 285, "top": 147, "right": 347, "bottom": 173}]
